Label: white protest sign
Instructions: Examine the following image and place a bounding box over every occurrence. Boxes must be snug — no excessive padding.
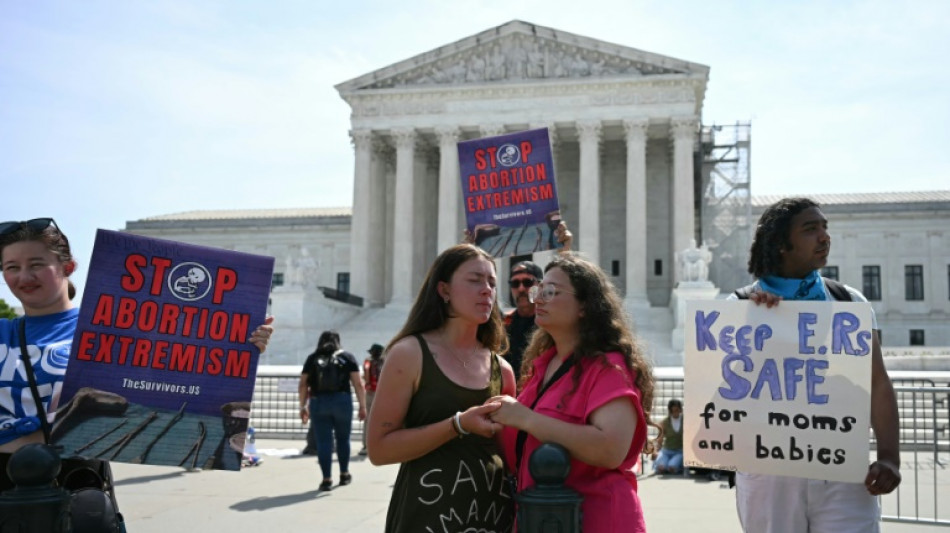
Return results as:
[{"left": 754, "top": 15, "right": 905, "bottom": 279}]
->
[{"left": 684, "top": 300, "right": 873, "bottom": 482}]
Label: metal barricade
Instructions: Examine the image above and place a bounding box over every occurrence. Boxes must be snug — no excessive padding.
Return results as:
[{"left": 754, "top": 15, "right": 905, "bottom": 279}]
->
[
  {"left": 250, "top": 367, "right": 949, "bottom": 526},
  {"left": 881, "top": 385, "right": 950, "bottom": 526},
  {"left": 250, "top": 367, "right": 365, "bottom": 440}
]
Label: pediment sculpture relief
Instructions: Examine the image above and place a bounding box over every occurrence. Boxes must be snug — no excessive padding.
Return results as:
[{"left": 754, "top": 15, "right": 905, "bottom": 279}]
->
[{"left": 363, "top": 34, "right": 684, "bottom": 89}]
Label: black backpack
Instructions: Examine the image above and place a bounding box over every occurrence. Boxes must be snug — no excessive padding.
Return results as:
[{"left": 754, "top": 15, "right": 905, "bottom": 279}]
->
[
  {"left": 733, "top": 277, "right": 853, "bottom": 302},
  {"left": 312, "top": 350, "right": 350, "bottom": 393}
]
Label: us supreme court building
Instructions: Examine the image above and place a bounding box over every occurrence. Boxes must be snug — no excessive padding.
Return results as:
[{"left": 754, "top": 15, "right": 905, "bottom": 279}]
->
[{"left": 126, "top": 21, "right": 950, "bottom": 365}]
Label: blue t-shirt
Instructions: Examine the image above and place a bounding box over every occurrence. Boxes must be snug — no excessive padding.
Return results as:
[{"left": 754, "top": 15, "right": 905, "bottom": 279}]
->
[{"left": 0, "top": 308, "right": 78, "bottom": 445}]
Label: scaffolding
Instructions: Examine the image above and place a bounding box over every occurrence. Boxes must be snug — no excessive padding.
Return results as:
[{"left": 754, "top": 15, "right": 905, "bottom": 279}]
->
[{"left": 698, "top": 122, "right": 753, "bottom": 293}]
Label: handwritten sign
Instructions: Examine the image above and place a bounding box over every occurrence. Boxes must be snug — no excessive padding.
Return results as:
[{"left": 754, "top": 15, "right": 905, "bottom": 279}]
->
[
  {"left": 683, "top": 300, "right": 873, "bottom": 482},
  {"left": 457, "top": 127, "right": 562, "bottom": 258},
  {"left": 54, "top": 229, "right": 274, "bottom": 470}
]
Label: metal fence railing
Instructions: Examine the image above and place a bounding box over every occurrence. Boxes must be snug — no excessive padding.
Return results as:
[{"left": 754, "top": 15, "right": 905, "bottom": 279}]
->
[
  {"left": 251, "top": 368, "right": 950, "bottom": 527},
  {"left": 881, "top": 385, "right": 949, "bottom": 526}
]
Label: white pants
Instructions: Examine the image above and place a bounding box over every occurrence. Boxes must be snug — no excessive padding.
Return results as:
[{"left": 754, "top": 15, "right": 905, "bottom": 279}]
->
[{"left": 736, "top": 472, "right": 880, "bottom": 533}]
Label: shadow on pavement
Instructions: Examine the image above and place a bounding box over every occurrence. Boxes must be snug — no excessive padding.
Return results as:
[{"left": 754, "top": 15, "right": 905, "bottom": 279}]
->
[
  {"left": 114, "top": 471, "right": 188, "bottom": 486},
  {"left": 230, "top": 490, "right": 327, "bottom": 511}
]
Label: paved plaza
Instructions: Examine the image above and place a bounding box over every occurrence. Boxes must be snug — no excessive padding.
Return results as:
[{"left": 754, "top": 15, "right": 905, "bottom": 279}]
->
[{"left": 109, "top": 439, "right": 947, "bottom": 532}]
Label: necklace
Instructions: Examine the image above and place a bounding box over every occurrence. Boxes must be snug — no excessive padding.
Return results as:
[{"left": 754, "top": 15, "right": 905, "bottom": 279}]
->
[{"left": 441, "top": 332, "right": 480, "bottom": 369}]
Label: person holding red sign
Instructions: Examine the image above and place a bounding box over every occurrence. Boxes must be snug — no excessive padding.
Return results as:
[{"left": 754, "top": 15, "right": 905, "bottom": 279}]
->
[{"left": 0, "top": 218, "right": 274, "bottom": 491}]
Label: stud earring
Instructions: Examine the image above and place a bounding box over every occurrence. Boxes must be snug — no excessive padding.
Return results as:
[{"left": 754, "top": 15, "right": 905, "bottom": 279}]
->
[{"left": 444, "top": 297, "right": 450, "bottom": 304}]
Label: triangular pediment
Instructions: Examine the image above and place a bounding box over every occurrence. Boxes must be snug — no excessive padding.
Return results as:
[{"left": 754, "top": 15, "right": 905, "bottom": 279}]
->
[{"left": 337, "top": 20, "right": 708, "bottom": 93}]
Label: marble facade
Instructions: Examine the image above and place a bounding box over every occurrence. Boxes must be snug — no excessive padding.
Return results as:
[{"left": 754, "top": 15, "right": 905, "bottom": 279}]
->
[
  {"left": 122, "top": 22, "right": 950, "bottom": 366},
  {"left": 336, "top": 20, "right": 710, "bottom": 316}
]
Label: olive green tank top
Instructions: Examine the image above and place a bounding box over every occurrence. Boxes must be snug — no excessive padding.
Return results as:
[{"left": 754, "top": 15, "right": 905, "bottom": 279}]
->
[{"left": 385, "top": 334, "right": 514, "bottom": 533}]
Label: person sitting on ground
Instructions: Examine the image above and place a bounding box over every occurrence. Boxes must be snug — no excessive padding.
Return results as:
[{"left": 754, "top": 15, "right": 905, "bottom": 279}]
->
[{"left": 652, "top": 399, "right": 684, "bottom": 475}]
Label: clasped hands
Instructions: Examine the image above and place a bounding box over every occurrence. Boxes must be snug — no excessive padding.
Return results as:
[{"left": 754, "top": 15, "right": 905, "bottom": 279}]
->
[{"left": 456, "top": 395, "right": 532, "bottom": 438}]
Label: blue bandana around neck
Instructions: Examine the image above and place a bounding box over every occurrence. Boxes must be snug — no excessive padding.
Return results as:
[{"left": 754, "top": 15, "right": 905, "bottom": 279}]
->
[{"left": 759, "top": 270, "right": 827, "bottom": 301}]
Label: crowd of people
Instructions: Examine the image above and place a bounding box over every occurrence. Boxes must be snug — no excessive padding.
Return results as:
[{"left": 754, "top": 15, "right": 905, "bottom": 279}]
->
[{"left": 2, "top": 196, "right": 904, "bottom": 532}]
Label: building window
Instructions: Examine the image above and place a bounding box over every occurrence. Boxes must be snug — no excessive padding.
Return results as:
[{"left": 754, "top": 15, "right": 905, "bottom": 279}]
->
[
  {"left": 909, "top": 329, "right": 925, "bottom": 346},
  {"left": 654, "top": 259, "right": 663, "bottom": 276},
  {"left": 862, "top": 266, "right": 881, "bottom": 301},
  {"left": 820, "top": 266, "right": 839, "bottom": 281},
  {"left": 337, "top": 272, "right": 350, "bottom": 295},
  {"left": 271, "top": 272, "right": 284, "bottom": 288},
  {"left": 611, "top": 260, "right": 620, "bottom": 277},
  {"left": 905, "top": 265, "right": 924, "bottom": 301}
]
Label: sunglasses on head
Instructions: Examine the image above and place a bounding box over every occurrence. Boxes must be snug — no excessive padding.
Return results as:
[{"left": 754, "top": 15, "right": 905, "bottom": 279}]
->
[
  {"left": 508, "top": 278, "right": 536, "bottom": 289},
  {"left": 0, "top": 218, "right": 65, "bottom": 240}
]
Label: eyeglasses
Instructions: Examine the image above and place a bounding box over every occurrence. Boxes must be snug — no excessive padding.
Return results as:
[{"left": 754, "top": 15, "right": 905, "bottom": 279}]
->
[
  {"left": 508, "top": 278, "right": 536, "bottom": 289},
  {"left": 528, "top": 283, "right": 576, "bottom": 304},
  {"left": 0, "top": 218, "right": 67, "bottom": 244}
]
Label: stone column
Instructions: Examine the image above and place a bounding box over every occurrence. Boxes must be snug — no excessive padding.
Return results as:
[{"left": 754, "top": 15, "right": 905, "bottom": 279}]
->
[
  {"left": 530, "top": 123, "right": 559, "bottom": 268},
  {"left": 671, "top": 117, "right": 698, "bottom": 284},
  {"left": 390, "top": 128, "right": 417, "bottom": 305},
  {"left": 349, "top": 129, "right": 373, "bottom": 305},
  {"left": 436, "top": 126, "right": 461, "bottom": 252},
  {"left": 479, "top": 125, "right": 506, "bottom": 274},
  {"left": 577, "top": 120, "right": 602, "bottom": 263},
  {"left": 367, "top": 138, "right": 388, "bottom": 306},
  {"left": 623, "top": 118, "right": 649, "bottom": 308}
]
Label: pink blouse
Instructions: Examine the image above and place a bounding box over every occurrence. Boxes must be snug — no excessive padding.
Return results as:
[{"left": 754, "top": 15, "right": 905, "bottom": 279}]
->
[{"left": 501, "top": 347, "right": 647, "bottom": 533}]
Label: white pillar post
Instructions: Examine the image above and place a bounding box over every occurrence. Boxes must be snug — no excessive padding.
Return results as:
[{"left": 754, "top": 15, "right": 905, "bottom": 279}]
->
[
  {"left": 623, "top": 118, "right": 650, "bottom": 307},
  {"left": 671, "top": 118, "right": 698, "bottom": 285},
  {"left": 390, "top": 128, "right": 417, "bottom": 304},
  {"left": 436, "top": 126, "right": 461, "bottom": 252},
  {"left": 577, "top": 120, "right": 602, "bottom": 264},
  {"left": 367, "top": 138, "right": 388, "bottom": 307},
  {"left": 530, "top": 123, "right": 559, "bottom": 267},
  {"left": 348, "top": 129, "right": 373, "bottom": 305}
]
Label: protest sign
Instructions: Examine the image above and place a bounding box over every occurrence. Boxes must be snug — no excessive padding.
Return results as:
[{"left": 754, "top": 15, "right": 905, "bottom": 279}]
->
[
  {"left": 683, "top": 300, "right": 873, "bottom": 482},
  {"left": 457, "top": 127, "right": 562, "bottom": 257},
  {"left": 54, "top": 229, "right": 274, "bottom": 470}
]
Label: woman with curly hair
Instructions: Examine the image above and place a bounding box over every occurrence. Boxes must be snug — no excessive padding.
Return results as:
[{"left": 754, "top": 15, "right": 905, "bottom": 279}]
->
[{"left": 489, "top": 254, "right": 655, "bottom": 532}]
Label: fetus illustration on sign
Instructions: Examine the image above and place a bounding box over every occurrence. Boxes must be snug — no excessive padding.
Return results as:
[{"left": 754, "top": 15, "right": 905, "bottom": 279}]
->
[{"left": 169, "top": 263, "right": 212, "bottom": 301}]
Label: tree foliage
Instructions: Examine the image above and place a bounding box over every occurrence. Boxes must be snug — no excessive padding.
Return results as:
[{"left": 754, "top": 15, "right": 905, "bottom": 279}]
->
[{"left": 0, "top": 298, "right": 18, "bottom": 320}]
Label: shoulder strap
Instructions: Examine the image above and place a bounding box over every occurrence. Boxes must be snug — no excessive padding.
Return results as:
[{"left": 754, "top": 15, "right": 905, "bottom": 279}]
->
[
  {"left": 733, "top": 283, "right": 755, "bottom": 300},
  {"left": 489, "top": 353, "right": 503, "bottom": 397},
  {"left": 18, "top": 318, "right": 53, "bottom": 443},
  {"left": 515, "top": 356, "right": 575, "bottom": 472},
  {"left": 823, "top": 278, "right": 853, "bottom": 302}
]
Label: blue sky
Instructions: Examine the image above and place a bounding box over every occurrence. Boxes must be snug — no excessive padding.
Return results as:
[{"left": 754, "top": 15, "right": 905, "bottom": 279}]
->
[{"left": 2, "top": 0, "right": 948, "bottom": 305}]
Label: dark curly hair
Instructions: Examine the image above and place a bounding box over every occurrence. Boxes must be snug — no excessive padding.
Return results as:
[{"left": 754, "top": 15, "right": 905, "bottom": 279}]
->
[
  {"left": 748, "top": 197, "right": 819, "bottom": 278},
  {"left": 519, "top": 254, "right": 655, "bottom": 431},
  {"left": 387, "top": 244, "right": 508, "bottom": 355}
]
